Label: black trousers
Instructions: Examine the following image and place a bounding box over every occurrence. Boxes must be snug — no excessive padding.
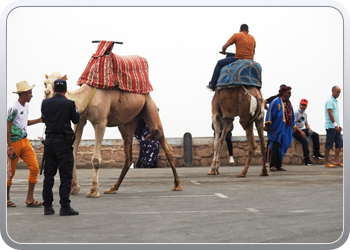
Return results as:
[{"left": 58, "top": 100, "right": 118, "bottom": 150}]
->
[
  {"left": 293, "top": 129, "right": 321, "bottom": 160},
  {"left": 270, "top": 141, "right": 282, "bottom": 168},
  {"left": 42, "top": 138, "right": 73, "bottom": 208},
  {"left": 214, "top": 131, "right": 233, "bottom": 156}
]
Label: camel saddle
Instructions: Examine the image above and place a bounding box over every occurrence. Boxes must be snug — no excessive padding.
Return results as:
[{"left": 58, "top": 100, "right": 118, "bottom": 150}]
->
[
  {"left": 77, "top": 41, "right": 153, "bottom": 94},
  {"left": 216, "top": 59, "right": 262, "bottom": 90}
]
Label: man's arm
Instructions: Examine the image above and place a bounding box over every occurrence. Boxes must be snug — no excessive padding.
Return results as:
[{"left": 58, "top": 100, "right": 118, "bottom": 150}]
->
[
  {"left": 70, "top": 102, "right": 80, "bottom": 124},
  {"left": 264, "top": 99, "right": 269, "bottom": 110},
  {"left": 220, "top": 41, "right": 232, "bottom": 54},
  {"left": 28, "top": 117, "right": 42, "bottom": 126},
  {"left": 305, "top": 123, "right": 311, "bottom": 130},
  {"left": 328, "top": 109, "right": 341, "bottom": 132},
  {"left": 7, "top": 121, "right": 14, "bottom": 159},
  {"left": 294, "top": 126, "right": 306, "bottom": 138}
]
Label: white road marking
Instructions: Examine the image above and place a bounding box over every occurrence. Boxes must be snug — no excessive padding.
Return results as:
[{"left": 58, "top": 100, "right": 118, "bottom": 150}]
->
[
  {"left": 247, "top": 208, "right": 259, "bottom": 213},
  {"left": 214, "top": 193, "right": 229, "bottom": 198},
  {"left": 190, "top": 180, "right": 201, "bottom": 185},
  {"left": 156, "top": 195, "right": 215, "bottom": 198}
]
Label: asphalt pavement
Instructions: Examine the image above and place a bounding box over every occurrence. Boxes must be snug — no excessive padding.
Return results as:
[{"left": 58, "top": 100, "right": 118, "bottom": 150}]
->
[{"left": 4, "top": 164, "right": 344, "bottom": 249}]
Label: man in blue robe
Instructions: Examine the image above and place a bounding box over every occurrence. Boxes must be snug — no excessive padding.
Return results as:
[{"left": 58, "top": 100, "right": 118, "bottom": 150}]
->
[{"left": 264, "top": 86, "right": 296, "bottom": 171}]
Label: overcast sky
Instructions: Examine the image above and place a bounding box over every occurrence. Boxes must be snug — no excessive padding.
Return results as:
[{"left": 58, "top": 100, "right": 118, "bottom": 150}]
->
[{"left": 4, "top": 1, "right": 346, "bottom": 141}]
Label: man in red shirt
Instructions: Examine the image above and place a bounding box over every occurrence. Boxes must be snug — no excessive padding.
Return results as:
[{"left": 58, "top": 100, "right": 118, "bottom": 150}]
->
[{"left": 207, "top": 24, "right": 256, "bottom": 90}]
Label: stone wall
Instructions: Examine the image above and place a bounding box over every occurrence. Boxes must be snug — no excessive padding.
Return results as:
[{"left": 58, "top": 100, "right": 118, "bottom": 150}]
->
[{"left": 17, "top": 135, "right": 342, "bottom": 169}]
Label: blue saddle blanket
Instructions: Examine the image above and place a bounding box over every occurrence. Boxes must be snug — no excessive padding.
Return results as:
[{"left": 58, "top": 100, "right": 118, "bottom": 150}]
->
[{"left": 216, "top": 59, "right": 262, "bottom": 89}]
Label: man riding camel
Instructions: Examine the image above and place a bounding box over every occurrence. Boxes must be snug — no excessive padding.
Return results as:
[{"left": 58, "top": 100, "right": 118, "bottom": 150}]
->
[{"left": 207, "top": 23, "right": 256, "bottom": 91}]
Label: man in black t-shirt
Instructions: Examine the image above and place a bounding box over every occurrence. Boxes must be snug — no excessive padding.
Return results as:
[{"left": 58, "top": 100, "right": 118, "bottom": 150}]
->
[{"left": 264, "top": 84, "right": 286, "bottom": 110}]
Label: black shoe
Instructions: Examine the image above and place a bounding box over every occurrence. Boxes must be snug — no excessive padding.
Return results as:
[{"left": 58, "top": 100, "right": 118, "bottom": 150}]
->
[
  {"left": 44, "top": 206, "right": 55, "bottom": 215},
  {"left": 313, "top": 154, "right": 325, "bottom": 159},
  {"left": 60, "top": 207, "right": 79, "bottom": 216},
  {"left": 304, "top": 158, "right": 314, "bottom": 166}
]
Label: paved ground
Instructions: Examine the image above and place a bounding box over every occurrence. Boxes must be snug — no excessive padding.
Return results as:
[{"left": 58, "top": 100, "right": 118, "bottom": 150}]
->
[{"left": 4, "top": 164, "right": 344, "bottom": 248}]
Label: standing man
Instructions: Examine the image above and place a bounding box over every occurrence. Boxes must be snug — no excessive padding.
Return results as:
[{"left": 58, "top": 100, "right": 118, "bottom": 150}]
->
[
  {"left": 264, "top": 84, "right": 287, "bottom": 110},
  {"left": 264, "top": 84, "right": 286, "bottom": 166},
  {"left": 264, "top": 86, "right": 296, "bottom": 171},
  {"left": 324, "top": 86, "right": 343, "bottom": 168},
  {"left": 207, "top": 24, "right": 256, "bottom": 90},
  {"left": 293, "top": 98, "right": 325, "bottom": 166},
  {"left": 7, "top": 80, "right": 43, "bottom": 207},
  {"left": 41, "top": 79, "right": 80, "bottom": 215}
]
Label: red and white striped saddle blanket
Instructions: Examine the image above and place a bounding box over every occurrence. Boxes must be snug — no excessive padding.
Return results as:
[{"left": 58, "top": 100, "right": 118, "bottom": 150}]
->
[{"left": 77, "top": 41, "right": 153, "bottom": 94}]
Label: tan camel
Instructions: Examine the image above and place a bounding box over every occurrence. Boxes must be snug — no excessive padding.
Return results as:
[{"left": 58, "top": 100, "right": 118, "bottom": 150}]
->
[
  {"left": 43, "top": 72, "right": 182, "bottom": 197},
  {"left": 208, "top": 85, "right": 268, "bottom": 177}
]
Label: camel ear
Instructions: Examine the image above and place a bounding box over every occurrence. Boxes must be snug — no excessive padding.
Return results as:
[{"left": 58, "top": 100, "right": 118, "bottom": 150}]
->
[
  {"left": 62, "top": 75, "right": 68, "bottom": 80},
  {"left": 45, "top": 74, "right": 49, "bottom": 79}
]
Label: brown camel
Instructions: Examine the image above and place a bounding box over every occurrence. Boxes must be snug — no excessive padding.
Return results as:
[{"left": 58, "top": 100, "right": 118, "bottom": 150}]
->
[
  {"left": 43, "top": 72, "right": 182, "bottom": 197},
  {"left": 208, "top": 85, "right": 268, "bottom": 177}
]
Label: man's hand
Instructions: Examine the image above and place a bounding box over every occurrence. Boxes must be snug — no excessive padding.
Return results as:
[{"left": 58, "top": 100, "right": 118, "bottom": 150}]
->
[
  {"left": 263, "top": 124, "right": 270, "bottom": 132},
  {"left": 219, "top": 51, "right": 226, "bottom": 55}
]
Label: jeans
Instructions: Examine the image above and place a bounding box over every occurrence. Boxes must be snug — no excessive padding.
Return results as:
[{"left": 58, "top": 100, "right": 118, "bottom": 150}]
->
[
  {"left": 209, "top": 57, "right": 238, "bottom": 87},
  {"left": 293, "top": 129, "right": 321, "bottom": 160}
]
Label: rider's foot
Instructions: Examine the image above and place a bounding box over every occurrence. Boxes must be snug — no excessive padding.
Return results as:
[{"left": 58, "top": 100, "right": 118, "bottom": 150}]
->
[{"left": 206, "top": 84, "right": 215, "bottom": 91}]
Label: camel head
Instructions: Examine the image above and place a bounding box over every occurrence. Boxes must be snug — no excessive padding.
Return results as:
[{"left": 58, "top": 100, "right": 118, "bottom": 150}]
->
[{"left": 44, "top": 72, "right": 68, "bottom": 99}]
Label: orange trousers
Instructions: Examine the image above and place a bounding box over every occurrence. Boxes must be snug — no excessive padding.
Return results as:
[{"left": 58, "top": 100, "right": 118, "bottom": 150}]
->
[{"left": 7, "top": 138, "right": 39, "bottom": 186}]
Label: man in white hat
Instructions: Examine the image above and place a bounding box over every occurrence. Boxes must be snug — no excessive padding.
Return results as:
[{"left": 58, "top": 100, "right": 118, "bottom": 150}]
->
[{"left": 7, "top": 80, "right": 43, "bottom": 207}]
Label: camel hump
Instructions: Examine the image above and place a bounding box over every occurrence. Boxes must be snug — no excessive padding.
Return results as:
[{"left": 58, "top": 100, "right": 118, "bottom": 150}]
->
[
  {"left": 77, "top": 41, "right": 153, "bottom": 94},
  {"left": 216, "top": 59, "right": 262, "bottom": 90}
]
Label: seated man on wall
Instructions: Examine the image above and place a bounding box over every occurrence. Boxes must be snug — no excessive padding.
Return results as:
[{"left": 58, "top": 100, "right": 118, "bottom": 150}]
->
[{"left": 293, "top": 98, "right": 325, "bottom": 166}]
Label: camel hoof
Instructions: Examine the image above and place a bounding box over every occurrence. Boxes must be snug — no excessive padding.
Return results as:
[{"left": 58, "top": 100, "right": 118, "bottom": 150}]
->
[
  {"left": 259, "top": 172, "right": 269, "bottom": 176},
  {"left": 103, "top": 187, "right": 117, "bottom": 194},
  {"left": 172, "top": 184, "right": 183, "bottom": 191},
  {"left": 207, "top": 169, "right": 217, "bottom": 175},
  {"left": 71, "top": 185, "right": 81, "bottom": 195},
  {"left": 86, "top": 191, "right": 100, "bottom": 198},
  {"left": 236, "top": 174, "right": 246, "bottom": 178}
]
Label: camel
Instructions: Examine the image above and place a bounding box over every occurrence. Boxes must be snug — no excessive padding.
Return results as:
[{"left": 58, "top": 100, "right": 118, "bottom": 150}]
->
[
  {"left": 43, "top": 72, "right": 182, "bottom": 197},
  {"left": 208, "top": 85, "right": 268, "bottom": 177}
]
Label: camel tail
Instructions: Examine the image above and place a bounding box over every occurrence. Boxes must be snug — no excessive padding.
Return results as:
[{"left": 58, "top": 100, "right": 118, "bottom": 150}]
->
[
  {"left": 244, "top": 95, "right": 262, "bottom": 130},
  {"left": 145, "top": 128, "right": 161, "bottom": 141}
]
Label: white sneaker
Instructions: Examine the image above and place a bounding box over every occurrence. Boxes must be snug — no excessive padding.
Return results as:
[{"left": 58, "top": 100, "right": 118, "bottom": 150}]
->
[{"left": 229, "top": 156, "right": 234, "bottom": 163}]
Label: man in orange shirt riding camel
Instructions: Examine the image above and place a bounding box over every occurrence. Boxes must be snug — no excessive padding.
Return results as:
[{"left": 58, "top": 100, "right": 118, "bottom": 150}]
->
[{"left": 207, "top": 23, "right": 256, "bottom": 91}]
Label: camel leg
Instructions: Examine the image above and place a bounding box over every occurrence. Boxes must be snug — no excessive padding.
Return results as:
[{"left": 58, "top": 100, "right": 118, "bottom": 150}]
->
[
  {"left": 159, "top": 137, "right": 183, "bottom": 191},
  {"left": 139, "top": 96, "right": 182, "bottom": 191},
  {"left": 104, "top": 120, "right": 138, "bottom": 194},
  {"left": 208, "top": 116, "right": 234, "bottom": 175},
  {"left": 71, "top": 117, "right": 87, "bottom": 195},
  {"left": 208, "top": 114, "right": 221, "bottom": 175},
  {"left": 255, "top": 117, "right": 268, "bottom": 176},
  {"left": 237, "top": 122, "right": 257, "bottom": 178},
  {"left": 86, "top": 120, "right": 107, "bottom": 198}
]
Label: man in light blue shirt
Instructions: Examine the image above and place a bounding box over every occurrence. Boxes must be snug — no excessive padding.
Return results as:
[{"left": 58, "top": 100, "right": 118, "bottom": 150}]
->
[{"left": 324, "top": 86, "right": 343, "bottom": 168}]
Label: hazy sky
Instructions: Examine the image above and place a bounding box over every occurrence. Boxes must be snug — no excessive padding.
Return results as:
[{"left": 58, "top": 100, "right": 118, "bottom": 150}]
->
[{"left": 4, "top": 2, "right": 346, "bottom": 141}]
